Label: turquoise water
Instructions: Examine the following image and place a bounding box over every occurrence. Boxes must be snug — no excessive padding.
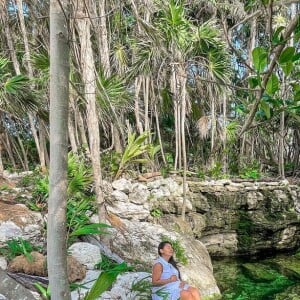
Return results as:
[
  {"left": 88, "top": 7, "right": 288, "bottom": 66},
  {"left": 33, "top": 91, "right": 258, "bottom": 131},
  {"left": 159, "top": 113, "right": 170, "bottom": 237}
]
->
[{"left": 212, "top": 254, "right": 300, "bottom": 300}]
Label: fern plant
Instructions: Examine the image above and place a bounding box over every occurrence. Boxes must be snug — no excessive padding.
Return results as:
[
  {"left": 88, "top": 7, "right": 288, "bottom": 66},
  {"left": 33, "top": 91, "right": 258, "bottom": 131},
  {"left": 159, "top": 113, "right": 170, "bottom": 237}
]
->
[
  {"left": 0, "top": 238, "right": 40, "bottom": 262},
  {"left": 115, "top": 131, "right": 160, "bottom": 179},
  {"left": 84, "top": 261, "right": 133, "bottom": 300}
]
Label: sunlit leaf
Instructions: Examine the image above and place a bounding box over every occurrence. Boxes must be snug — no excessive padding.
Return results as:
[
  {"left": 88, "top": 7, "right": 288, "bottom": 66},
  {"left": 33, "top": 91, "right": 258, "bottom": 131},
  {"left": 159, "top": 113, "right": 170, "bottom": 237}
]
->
[
  {"left": 266, "top": 73, "right": 279, "bottom": 95},
  {"left": 279, "top": 47, "right": 295, "bottom": 64},
  {"left": 252, "top": 47, "right": 268, "bottom": 73}
]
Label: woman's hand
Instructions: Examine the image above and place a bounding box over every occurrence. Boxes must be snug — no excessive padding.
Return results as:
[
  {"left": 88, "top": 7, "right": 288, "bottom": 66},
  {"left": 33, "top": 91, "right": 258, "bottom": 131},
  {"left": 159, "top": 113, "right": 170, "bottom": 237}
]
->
[{"left": 169, "top": 275, "right": 178, "bottom": 282}]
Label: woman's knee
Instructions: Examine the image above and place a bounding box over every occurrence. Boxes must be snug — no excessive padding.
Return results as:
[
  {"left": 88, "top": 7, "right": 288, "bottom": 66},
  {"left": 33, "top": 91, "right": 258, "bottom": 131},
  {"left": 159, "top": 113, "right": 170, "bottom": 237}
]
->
[
  {"left": 188, "top": 286, "right": 201, "bottom": 299},
  {"left": 180, "top": 290, "right": 193, "bottom": 300}
]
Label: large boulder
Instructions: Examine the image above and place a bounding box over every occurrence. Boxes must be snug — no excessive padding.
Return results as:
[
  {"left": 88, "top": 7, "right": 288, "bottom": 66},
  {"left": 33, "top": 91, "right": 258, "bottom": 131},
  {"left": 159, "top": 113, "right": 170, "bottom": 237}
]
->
[
  {"left": 68, "top": 242, "right": 101, "bottom": 269},
  {"left": 0, "top": 201, "right": 44, "bottom": 247},
  {"left": 0, "top": 269, "right": 40, "bottom": 300},
  {"left": 108, "top": 219, "right": 220, "bottom": 297}
]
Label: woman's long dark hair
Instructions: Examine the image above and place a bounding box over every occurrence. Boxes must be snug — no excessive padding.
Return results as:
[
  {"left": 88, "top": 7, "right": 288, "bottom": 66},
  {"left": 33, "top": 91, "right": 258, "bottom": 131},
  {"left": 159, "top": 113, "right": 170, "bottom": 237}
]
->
[{"left": 158, "top": 241, "right": 181, "bottom": 280}]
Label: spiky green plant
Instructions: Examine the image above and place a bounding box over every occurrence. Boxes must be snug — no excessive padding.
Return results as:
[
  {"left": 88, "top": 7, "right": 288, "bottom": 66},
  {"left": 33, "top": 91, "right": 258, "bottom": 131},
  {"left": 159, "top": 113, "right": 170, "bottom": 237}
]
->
[
  {"left": 115, "top": 131, "right": 160, "bottom": 179},
  {"left": 0, "top": 238, "right": 40, "bottom": 262},
  {"left": 84, "top": 262, "right": 133, "bottom": 300}
]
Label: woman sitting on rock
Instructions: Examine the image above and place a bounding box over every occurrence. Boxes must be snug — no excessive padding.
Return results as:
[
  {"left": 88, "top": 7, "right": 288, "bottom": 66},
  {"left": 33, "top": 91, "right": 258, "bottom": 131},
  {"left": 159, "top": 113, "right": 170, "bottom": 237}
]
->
[{"left": 152, "top": 241, "right": 201, "bottom": 300}]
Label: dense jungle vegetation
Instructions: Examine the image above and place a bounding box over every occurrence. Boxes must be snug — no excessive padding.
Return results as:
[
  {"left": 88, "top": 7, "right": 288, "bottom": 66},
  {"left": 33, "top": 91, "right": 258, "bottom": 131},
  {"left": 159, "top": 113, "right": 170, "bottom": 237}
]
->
[
  {"left": 0, "top": 1, "right": 299, "bottom": 298},
  {"left": 0, "top": 0, "right": 299, "bottom": 181}
]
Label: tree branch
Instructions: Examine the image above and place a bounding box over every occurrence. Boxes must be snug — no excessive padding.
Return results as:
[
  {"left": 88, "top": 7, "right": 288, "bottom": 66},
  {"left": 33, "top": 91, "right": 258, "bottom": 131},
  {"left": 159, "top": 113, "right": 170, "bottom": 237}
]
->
[{"left": 239, "top": 14, "right": 300, "bottom": 136}]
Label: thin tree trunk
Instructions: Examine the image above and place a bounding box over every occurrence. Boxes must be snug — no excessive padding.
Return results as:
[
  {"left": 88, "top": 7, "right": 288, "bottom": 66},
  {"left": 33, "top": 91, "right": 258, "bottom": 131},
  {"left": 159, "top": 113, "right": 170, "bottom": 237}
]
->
[
  {"left": 179, "top": 68, "right": 187, "bottom": 220},
  {"left": 4, "top": 133, "right": 17, "bottom": 169},
  {"left": 47, "top": 0, "right": 71, "bottom": 298},
  {"left": 16, "top": 134, "right": 29, "bottom": 171},
  {"left": 75, "top": 0, "right": 106, "bottom": 222},
  {"left": 11, "top": 138, "right": 26, "bottom": 170},
  {"left": 134, "top": 76, "right": 143, "bottom": 135},
  {"left": 0, "top": 2, "right": 21, "bottom": 75},
  {"left": 209, "top": 85, "right": 216, "bottom": 167},
  {"left": 15, "top": 0, "right": 46, "bottom": 170},
  {"left": 155, "top": 104, "right": 166, "bottom": 165},
  {"left": 222, "top": 93, "right": 227, "bottom": 173}
]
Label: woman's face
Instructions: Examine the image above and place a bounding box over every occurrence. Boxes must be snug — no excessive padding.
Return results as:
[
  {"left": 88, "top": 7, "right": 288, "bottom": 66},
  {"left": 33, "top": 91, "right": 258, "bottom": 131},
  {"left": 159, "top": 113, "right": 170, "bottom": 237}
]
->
[{"left": 160, "top": 243, "right": 174, "bottom": 256}]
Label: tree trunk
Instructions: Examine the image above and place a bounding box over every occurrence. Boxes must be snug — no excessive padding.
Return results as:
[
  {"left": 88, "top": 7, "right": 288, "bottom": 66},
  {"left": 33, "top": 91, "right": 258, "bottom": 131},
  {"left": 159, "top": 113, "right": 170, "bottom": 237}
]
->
[
  {"left": 75, "top": 0, "right": 106, "bottom": 222},
  {"left": 47, "top": 0, "right": 71, "bottom": 298},
  {"left": 15, "top": 0, "right": 46, "bottom": 170},
  {"left": 0, "top": 1, "right": 21, "bottom": 75}
]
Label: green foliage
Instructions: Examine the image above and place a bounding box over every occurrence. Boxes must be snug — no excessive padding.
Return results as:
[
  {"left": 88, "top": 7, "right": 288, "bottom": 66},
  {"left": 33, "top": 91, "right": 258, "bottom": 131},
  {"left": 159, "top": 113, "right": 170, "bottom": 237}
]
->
[
  {"left": 84, "top": 261, "right": 133, "bottom": 300},
  {"left": 95, "top": 255, "right": 119, "bottom": 271},
  {"left": 240, "top": 162, "right": 261, "bottom": 180},
  {"left": 0, "top": 238, "right": 40, "bottom": 262},
  {"left": 34, "top": 283, "right": 51, "bottom": 300},
  {"left": 130, "top": 276, "right": 152, "bottom": 299},
  {"left": 266, "top": 74, "right": 279, "bottom": 96},
  {"left": 30, "top": 154, "right": 110, "bottom": 243},
  {"left": 208, "top": 162, "right": 223, "bottom": 179},
  {"left": 161, "top": 152, "right": 174, "bottom": 177},
  {"left": 0, "top": 184, "right": 10, "bottom": 191},
  {"left": 252, "top": 47, "right": 268, "bottom": 73},
  {"left": 66, "top": 197, "right": 111, "bottom": 243},
  {"left": 150, "top": 208, "right": 163, "bottom": 218},
  {"left": 115, "top": 131, "right": 160, "bottom": 179},
  {"left": 0, "top": 57, "right": 38, "bottom": 115}
]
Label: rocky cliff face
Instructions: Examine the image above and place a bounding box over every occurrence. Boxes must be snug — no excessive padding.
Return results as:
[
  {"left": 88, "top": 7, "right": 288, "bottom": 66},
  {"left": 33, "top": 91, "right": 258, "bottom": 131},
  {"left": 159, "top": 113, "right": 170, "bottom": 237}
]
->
[
  {"left": 1, "top": 173, "right": 300, "bottom": 299},
  {"left": 150, "top": 178, "right": 300, "bottom": 256}
]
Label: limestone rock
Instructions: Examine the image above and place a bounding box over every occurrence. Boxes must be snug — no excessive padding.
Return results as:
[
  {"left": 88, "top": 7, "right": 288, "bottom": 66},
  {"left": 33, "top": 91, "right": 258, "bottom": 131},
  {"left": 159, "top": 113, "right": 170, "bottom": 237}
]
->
[
  {"left": 112, "top": 179, "right": 132, "bottom": 193},
  {"left": 0, "top": 202, "right": 44, "bottom": 246},
  {"left": 101, "top": 272, "right": 151, "bottom": 300},
  {"left": 68, "top": 242, "right": 101, "bottom": 269},
  {"left": 106, "top": 201, "right": 150, "bottom": 220},
  {"left": 0, "top": 257, "right": 7, "bottom": 270},
  {"left": 109, "top": 219, "right": 220, "bottom": 297},
  {"left": 0, "top": 269, "right": 39, "bottom": 300},
  {"left": 129, "top": 183, "right": 150, "bottom": 204},
  {"left": 71, "top": 270, "right": 101, "bottom": 300}
]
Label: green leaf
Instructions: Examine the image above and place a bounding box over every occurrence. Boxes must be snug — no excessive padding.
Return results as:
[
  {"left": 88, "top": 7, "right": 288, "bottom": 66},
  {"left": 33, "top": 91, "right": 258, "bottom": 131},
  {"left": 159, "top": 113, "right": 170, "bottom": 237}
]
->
[
  {"left": 84, "top": 272, "right": 118, "bottom": 300},
  {"left": 252, "top": 47, "right": 268, "bottom": 73},
  {"left": 260, "top": 100, "right": 271, "bottom": 119},
  {"left": 248, "top": 76, "right": 260, "bottom": 88},
  {"left": 266, "top": 73, "right": 279, "bottom": 95},
  {"left": 70, "top": 223, "right": 111, "bottom": 237},
  {"left": 84, "top": 262, "right": 132, "bottom": 300},
  {"left": 294, "top": 90, "right": 300, "bottom": 102},
  {"left": 281, "top": 61, "right": 293, "bottom": 77},
  {"left": 261, "top": 0, "right": 269, "bottom": 4},
  {"left": 272, "top": 26, "right": 285, "bottom": 46},
  {"left": 279, "top": 47, "right": 295, "bottom": 64},
  {"left": 292, "top": 52, "right": 300, "bottom": 62}
]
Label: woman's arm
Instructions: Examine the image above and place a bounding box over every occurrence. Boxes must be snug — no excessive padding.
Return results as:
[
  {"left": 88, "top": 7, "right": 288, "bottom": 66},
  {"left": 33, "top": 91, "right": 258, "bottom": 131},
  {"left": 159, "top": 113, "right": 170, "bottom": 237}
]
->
[{"left": 152, "top": 263, "right": 178, "bottom": 286}]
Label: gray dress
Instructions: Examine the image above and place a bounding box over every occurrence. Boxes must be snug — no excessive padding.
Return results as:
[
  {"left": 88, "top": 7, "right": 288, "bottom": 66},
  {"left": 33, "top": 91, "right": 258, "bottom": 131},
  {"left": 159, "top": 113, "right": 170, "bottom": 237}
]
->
[{"left": 152, "top": 256, "right": 189, "bottom": 300}]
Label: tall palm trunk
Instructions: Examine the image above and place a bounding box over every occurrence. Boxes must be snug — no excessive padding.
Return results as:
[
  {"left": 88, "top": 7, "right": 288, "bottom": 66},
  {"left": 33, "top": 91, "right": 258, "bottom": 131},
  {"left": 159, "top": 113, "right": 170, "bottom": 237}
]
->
[
  {"left": 97, "top": 0, "right": 123, "bottom": 153},
  {"left": 47, "top": 0, "right": 71, "bottom": 298},
  {"left": 75, "top": 0, "right": 106, "bottom": 222}
]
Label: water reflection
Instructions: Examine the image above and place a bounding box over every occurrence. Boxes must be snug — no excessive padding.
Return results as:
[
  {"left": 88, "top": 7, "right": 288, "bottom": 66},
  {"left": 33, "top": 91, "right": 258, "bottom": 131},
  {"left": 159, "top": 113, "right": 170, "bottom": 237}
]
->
[{"left": 212, "top": 252, "right": 300, "bottom": 300}]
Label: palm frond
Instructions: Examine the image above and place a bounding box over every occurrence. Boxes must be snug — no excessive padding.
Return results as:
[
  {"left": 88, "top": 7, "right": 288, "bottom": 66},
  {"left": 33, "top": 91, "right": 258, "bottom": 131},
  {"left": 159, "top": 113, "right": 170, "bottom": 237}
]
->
[{"left": 197, "top": 115, "right": 210, "bottom": 139}]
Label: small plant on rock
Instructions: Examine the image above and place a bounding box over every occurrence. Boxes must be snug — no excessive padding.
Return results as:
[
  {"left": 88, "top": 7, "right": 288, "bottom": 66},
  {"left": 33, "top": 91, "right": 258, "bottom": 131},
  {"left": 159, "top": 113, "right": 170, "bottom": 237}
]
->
[{"left": 0, "top": 238, "right": 40, "bottom": 262}]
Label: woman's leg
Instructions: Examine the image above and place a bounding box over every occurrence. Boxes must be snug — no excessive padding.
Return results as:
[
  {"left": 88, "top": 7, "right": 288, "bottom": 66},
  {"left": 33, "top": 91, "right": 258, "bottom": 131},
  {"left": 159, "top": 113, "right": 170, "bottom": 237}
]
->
[
  {"left": 187, "top": 287, "right": 201, "bottom": 300},
  {"left": 180, "top": 290, "right": 194, "bottom": 300}
]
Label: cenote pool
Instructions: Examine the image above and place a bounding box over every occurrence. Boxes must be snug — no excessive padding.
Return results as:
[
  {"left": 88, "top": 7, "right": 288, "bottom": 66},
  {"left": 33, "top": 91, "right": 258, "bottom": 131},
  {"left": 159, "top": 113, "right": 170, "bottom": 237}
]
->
[{"left": 212, "top": 252, "right": 300, "bottom": 300}]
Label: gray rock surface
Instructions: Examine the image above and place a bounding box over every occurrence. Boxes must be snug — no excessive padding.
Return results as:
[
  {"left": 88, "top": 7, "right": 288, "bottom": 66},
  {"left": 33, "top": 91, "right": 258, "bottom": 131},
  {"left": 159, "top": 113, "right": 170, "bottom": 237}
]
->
[
  {"left": 68, "top": 242, "right": 101, "bottom": 269},
  {"left": 0, "top": 269, "right": 40, "bottom": 300}
]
